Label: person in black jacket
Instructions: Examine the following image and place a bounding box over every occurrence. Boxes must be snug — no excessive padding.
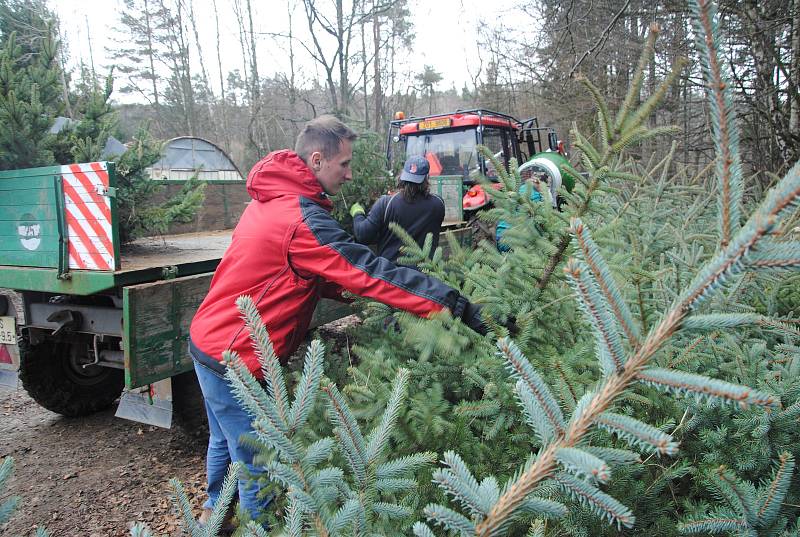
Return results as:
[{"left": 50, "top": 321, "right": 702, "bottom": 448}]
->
[{"left": 350, "top": 155, "right": 445, "bottom": 266}]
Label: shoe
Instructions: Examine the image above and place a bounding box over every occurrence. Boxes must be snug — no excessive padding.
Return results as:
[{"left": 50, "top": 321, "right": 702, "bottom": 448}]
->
[{"left": 198, "top": 506, "right": 237, "bottom": 534}]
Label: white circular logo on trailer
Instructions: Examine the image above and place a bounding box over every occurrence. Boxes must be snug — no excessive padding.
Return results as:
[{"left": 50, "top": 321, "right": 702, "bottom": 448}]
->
[{"left": 18, "top": 213, "right": 41, "bottom": 251}]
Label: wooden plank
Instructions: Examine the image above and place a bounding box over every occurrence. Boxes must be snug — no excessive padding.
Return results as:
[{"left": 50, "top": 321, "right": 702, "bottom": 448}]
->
[
  {"left": 60, "top": 162, "right": 117, "bottom": 271},
  {"left": 0, "top": 174, "right": 61, "bottom": 268},
  {"left": 0, "top": 219, "right": 60, "bottom": 240},
  {"left": 0, "top": 250, "right": 60, "bottom": 267},
  {"left": 0, "top": 205, "right": 59, "bottom": 219},
  {"left": 0, "top": 176, "right": 54, "bottom": 191},
  {"left": 0, "top": 164, "right": 61, "bottom": 180},
  {"left": 0, "top": 190, "right": 60, "bottom": 206},
  {"left": 123, "top": 273, "right": 213, "bottom": 388}
]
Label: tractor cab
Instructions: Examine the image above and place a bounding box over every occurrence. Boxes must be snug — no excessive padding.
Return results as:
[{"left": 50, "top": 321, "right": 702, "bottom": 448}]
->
[
  {"left": 386, "top": 109, "right": 569, "bottom": 219},
  {"left": 388, "top": 109, "right": 529, "bottom": 182}
]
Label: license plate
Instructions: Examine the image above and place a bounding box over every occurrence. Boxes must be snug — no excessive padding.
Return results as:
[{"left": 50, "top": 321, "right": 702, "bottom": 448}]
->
[
  {"left": 0, "top": 316, "right": 16, "bottom": 345},
  {"left": 418, "top": 118, "right": 451, "bottom": 130}
]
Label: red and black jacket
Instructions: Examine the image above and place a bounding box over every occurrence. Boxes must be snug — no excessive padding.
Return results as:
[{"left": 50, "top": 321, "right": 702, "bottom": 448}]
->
[{"left": 189, "top": 150, "right": 464, "bottom": 376}]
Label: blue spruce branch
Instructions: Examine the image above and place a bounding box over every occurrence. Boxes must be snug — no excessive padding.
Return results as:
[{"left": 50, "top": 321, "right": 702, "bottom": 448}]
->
[
  {"left": 553, "top": 472, "right": 635, "bottom": 529},
  {"left": 756, "top": 452, "right": 795, "bottom": 527},
  {"left": 431, "top": 451, "right": 489, "bottom": 517},
  {"left": 223, "top": 350, "right": 288, "bottom": 434},
  {"left": 594, "top": 411, "right": 679, "bottom": 456},
  {"left": 366, "top": 368, "right": 410, "bottom": 463},
  {"left": 498, "top": 338, "right": 565, "bottom": 436},
  {"left": 688, "top": 0, "right": 744, "bottom": 249},
  {"left": 564, "top": 258, "right": 626, "bottom": 375},
  {"left": 423, "top": 503, "right": 476, "bottom": 535},
  {"left": 235, "top": 295, "right": 290, "bottom": 426},
  {"left": 515, "top": 379, "right": 557, "bottom": 443},
  {"left": 637, "top": 367, "right": 781, "bottom": 409},
  {"left": 571, "top": 217, "right": 641, "bottom": 346},
  {"left": 287, "top": 340, "right": 325, "bottom": 433},
  {"left": 323, "top": 382, "right": 368, "bottom": 485},
  {"left": 555, "top": 447, "right": 611, "bottom": 484}
]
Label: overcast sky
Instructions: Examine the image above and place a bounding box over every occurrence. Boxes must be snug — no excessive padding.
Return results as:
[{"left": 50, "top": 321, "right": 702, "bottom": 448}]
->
[{"left": 51, "top": 0, "right": 517, "bottom": 103}]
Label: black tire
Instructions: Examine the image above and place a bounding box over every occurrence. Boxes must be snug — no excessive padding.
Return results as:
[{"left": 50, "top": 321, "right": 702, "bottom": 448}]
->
[
  {"left": 171, "top": 369, "right": 209, "bottom": 445},
  {"left": 18, "top": 336, "right": 124, "bottom": 417}
]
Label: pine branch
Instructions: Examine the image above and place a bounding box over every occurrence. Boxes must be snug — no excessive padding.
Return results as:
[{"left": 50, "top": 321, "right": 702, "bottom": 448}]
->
[
  {"left": 288, "top": 340, "right": 325, "bottom": 433},
  {"left": 594, "top": 412, "right": 679, "bottom": 456},
  {"left": 412, "top": 522, "right": 438, "bottom": 537},
  {"left": 553, "top": 472, "right": 635, "bottom": 529},
  {"left": 285, "top": 499, "right": 304, "bottom": 537},
  {"left": 756, "top": 452, "right": 794, "bottom": 526},
  {"left": 638, "top": 368, "right": 780, "bottom": 409},
  {"left": 577, "top": 76, "right": 612, "bottom": 151},
  {"left": 614, "top": 24, "right": 659, "bottom": 132},
  {"left": 224, "top": 350, "right": 288, "bottom": 434},
  {"left": 679, "top": 516, "right": 749, "bottom": 534},
  {"left": 571, "top": 218, "right": 641, "bottom": 346},
  {"left": 714, "top": 467, "right": 759, "bottom": 527},
  {"left": 366, "top": 368, "right": 409, "bottom": 463},
  {"left": 516, "top": 380, "right": 558, "bottom": 443},
  {"left": 0, "top": 459, "right": 19, "bottom": 526},
  {"left": 235, "top": 295, "right": 289, "bottom": 426},
  {"left": 323, "top": 382, "right": 368, "bottom": 485},
  {"left": 431, "top": 451, "right": 488, "bottom": 517},
  {"left": 745, "top": 239, "right": 800, "bottom": 270},
  {"left": 498, "top": 338, "right": 565, "bottom": 437},
  {"left": 555, "top": 447, "right": 611, "bottom": 483},
  {"left": 423, "top": 503, "right": 476, "bottom": 535},
  {"left": 689, "top": 0, "right": 744, "bottom": 249},
  {"left": 564, "top": 258, "right": 626, "bottom": 375}
]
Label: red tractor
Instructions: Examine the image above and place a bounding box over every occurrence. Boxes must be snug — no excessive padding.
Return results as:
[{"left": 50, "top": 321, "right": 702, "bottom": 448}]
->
[{"left": 386, "top": 109, "right": 576, "bottom": 226}]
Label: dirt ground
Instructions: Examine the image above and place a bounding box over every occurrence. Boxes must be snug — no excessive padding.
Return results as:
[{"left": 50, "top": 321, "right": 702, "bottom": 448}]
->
[
  {"left": 0, "top": 387, "right": 206, "bottom": 537},
  {"left": 0, "top": 317, "right": 360, "bottom": 537}
]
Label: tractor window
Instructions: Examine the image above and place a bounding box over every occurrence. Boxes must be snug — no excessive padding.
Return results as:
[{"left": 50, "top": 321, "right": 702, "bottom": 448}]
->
[
  {"left": 480, "top": 128, "right": 511, "bottom": 178},
  {"left": 404, "top": 129, "right": 478, "bottom": 177}
]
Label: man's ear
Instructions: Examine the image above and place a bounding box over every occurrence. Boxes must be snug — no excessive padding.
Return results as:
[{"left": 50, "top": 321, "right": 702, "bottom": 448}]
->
[{"left": 309, "top": 151, "right": 323, "bottom": 171}]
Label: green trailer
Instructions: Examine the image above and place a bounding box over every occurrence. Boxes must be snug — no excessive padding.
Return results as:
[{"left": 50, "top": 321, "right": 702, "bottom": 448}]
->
[
  {"left": 0, "top": 161, "right": 351, "bottom": 427},
  {"left": 0, "top": 160, "right": 471, "bottom": 427}
]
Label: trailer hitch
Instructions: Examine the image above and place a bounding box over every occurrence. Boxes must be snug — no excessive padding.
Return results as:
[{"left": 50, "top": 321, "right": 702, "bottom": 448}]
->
[{"left": 46, "top": 309, "right": 82, "bottom": 336}]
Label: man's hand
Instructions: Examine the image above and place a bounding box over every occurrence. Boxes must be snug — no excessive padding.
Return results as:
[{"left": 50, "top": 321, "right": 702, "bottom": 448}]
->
[
  {"left": 350, "top": 202, "right": 365, "bottom": 218},
  {"left": 452, "top": 296, "right": 488, "bottom": 336}
]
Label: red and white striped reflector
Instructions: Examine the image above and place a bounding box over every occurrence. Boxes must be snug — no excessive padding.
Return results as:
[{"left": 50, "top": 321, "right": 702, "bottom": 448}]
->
[{"left": 61, "top": 163, "right": 115, "bottom": 271}]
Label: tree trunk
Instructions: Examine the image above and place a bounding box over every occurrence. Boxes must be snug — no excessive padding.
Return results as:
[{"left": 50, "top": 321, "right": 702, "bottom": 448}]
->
[
  {"left": 373, "top": 3, "right": 382, "bottom": 131},
  {"left": 212, "top": 0, "right": 231, "bottom": 151},
  {"left": 361, "top": 17, "right": 369, "bottom": 127},
  {"left": 143, "top": 0, "right": 160, "bottom": 108}
]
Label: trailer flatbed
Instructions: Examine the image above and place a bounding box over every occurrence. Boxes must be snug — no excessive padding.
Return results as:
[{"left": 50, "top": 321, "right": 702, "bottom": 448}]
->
[{"left": 0, "top": 230, "right": 232, "bottom": 295}]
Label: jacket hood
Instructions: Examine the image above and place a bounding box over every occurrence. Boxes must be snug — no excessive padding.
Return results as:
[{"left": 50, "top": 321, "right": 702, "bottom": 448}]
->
[{"left": 246, "top": 149, "right": 333, "bottom": 210}]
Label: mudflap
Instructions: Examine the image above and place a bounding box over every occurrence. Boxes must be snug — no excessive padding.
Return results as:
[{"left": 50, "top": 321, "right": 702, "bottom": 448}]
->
[{"left": 115, "top": 378, "right": 173, "bottom": 429}]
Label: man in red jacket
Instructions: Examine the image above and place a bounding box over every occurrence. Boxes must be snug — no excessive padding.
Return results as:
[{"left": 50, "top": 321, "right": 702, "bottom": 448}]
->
[{"left": 188, "top": 115, "right": 484, "bottom": 528}]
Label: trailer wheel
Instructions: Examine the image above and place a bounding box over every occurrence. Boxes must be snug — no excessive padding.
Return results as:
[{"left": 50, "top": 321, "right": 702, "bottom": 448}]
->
[{"left": 18, "top": 337, "right": 124, "bottom": 417}]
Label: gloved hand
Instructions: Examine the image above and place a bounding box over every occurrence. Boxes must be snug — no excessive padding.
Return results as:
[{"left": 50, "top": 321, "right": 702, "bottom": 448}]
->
[
  {"left": 452, "top": 296, "right": 488, "bottom": 336},
  {"left": 350, "top": 202, "right": 365, "bottom": 218}
]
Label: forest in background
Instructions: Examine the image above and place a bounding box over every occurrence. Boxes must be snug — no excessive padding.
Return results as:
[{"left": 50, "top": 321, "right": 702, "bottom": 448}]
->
[{"left": 3, "top": 0, "right": 797, "bottom": 181}]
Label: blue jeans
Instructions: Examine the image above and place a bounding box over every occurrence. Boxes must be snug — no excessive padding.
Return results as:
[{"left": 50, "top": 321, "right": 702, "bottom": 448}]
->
[{"left": 191, "top": 352, "right": 271, "bottom": 523}]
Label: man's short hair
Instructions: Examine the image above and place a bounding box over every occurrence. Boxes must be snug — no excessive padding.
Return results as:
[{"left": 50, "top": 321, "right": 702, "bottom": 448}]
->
[{"left": 295, "top": 115, "right": 358, "bottom": 163}]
